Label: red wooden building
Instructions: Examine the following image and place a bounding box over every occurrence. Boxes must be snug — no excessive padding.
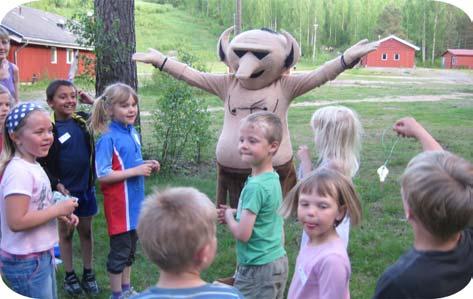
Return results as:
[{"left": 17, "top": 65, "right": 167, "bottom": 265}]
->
[
  {"left": 360, "top": 35, "right": 420, "bottom": 68},
  {"left": 1, "top": 6, "right": 94, "bottom": 83},
  {"left": 441, "top": 49, "right": 473, "bottom": 69}
]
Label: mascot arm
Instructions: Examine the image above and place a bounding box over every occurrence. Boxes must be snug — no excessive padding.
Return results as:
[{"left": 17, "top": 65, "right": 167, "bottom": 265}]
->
[
  {"left": 133, "top": 49, "right": 228, "bottom": 101},
  {"left": 284, "top": 39, "right": 378, "bottom": 99},
  {"left": 283, "top": 56, "right": 344, "bottom": 99}
]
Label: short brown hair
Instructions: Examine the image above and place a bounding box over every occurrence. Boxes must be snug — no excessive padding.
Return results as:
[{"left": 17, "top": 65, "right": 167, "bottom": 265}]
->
[
  {"left": 402, "top": 151, "right": 473, "bottom": 240},
  {"left": 240, "top": 111, "right": 283, "bottom": 144},
  {"left": 137, "top": 187, "right": 216, "bottom": 273},
  {"left": 280, "top": 166, "right": 362, "bottom": 226}
]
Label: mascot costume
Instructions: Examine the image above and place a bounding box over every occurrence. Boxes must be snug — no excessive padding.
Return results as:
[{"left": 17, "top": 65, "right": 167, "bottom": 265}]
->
[{"left": 133, "top": 27, "right": 377, "bottom": 208}]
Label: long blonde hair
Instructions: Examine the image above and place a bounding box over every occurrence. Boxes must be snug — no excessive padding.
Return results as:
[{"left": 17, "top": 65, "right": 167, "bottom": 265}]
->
[
  {"left": 311, "top": 105, "right": 363, "bottom": 177},
  {"left": 88, "top": 83, "right": 138, "bottom": 135},
  {"left": 280, "top": 166, "right": 362, "bottom": 226}
]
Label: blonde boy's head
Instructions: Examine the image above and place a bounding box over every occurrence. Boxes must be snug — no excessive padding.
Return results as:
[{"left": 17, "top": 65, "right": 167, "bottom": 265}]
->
[
  {"left": 137, "top": 187, "right": 217, "bottom": 273},
  {"left": 402, "top": 151, "right": 473, "bottom": 240},
  {"left": 241, "top": 111, "right": 283, "bottom": 145}
]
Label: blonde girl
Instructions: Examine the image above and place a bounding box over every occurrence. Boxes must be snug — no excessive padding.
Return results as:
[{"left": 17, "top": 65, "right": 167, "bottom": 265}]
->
[
  {"left": 0, "top": 85, "right": 13, "bottom": 152},
  {"left": 89, "top": 83, "right": 159, "bottom": 299},
  {"left": 0, "top": 102, "right": 78, "bottom": 299},
  {"left": 0, "top": 27, "right": 19, "bottom": 103},
  {"left": 281, "top": 167, "right": 362, "bottom": 299},
  {"left": 297, "top": 105, "right": 362, "bottom": 247}
]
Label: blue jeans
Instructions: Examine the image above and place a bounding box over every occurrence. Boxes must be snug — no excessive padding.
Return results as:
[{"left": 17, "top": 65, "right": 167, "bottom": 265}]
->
[{"left": 0, "top": 250, "right": 57, "bottom": 299}]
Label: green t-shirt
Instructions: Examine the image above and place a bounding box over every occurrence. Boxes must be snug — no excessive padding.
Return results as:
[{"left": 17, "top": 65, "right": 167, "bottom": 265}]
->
[{"left": 236, "top": 171, "right": 286, "bottom": 265}]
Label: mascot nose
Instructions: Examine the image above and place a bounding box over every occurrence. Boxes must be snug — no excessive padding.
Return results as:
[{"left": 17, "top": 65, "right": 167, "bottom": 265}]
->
[{"left": 235, "top": 54, "right": 261, "bottom": 79}]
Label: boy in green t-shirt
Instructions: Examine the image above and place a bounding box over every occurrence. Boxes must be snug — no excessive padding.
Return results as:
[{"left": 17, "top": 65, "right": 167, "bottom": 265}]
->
[{"left": 218, "top": 111, "right": 288, "bottom": 299}]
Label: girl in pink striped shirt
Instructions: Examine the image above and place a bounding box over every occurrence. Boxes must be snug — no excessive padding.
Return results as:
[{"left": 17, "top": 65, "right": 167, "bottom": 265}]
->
[{"left": 281, "top": 166, "right": 362, "bottom": 299}]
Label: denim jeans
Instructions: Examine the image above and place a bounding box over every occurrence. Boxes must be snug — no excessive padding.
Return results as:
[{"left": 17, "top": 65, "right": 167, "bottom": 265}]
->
[{"left": 0, "top": 250, "right": 57, "bottom": 299}]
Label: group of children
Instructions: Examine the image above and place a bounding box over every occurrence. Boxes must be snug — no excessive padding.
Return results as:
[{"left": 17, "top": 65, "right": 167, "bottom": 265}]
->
[{"left": 0, "top": 24, "right": 471, "bottom": 299}]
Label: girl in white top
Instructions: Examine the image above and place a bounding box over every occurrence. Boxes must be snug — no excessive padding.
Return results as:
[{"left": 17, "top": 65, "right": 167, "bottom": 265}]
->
[
  {"left": 0, "top": 103, "right": 78, "bottom": 299},
  {"left": 297, "top": 106, "right": 362, "bottom": 248}
]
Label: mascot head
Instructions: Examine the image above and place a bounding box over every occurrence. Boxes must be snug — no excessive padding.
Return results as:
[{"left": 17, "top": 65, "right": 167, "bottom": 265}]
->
[{"left": 218, "top": 27, "right": 301, "bottom": 90}]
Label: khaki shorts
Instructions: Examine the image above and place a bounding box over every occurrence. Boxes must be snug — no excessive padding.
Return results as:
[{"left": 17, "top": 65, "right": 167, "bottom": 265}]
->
[{"left": 234, "top": 255, "right": 288, "bottom": 299}]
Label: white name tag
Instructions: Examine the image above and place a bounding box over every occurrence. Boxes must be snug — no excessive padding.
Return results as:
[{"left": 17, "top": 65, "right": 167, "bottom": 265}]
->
[
  {"left": 298, "top": 265, "right": 308, "bottom": 285},
  {"left": 58, "top": 132, "right": 71, "bottom": 144}
]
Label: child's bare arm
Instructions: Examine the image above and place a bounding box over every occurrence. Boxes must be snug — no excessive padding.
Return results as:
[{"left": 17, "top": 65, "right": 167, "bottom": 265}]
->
[
  {"left": 297, "top": 145, "right": 312, "bottom": 178},
  {"left": 5, "top": 195, "right": 77, "bottom": 232},
  {"left": 78, "top": 90, "right": 94, "bottom": 105},
  {"left": 98, "top": 163, "right": 154, "bottom": 184},
  {"left": 224, "top": 209, "right": 256, "bottom": 242},
  {"left": 13, "top": 64, "right": 19, "bottom": 104},
  {"left": 393, "top": 117, "right": 442, "bottom": 151}
]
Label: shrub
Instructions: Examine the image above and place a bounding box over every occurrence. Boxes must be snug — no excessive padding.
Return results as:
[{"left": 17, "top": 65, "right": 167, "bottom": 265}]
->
[{"left": 150, "top": 48, "right": 212, "bottom": 174}]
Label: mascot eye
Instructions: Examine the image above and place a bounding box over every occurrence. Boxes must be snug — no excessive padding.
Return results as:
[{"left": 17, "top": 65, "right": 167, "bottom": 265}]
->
[
  {"left": 234, "top": 50, "right": 247, "bottom": 58},
  {"left": 252, "top": 51, "right": 269, "bottom": 60}
]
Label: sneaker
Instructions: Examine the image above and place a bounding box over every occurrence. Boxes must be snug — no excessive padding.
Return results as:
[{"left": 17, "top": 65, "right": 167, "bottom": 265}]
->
[
  {"left": 82, "top": 271, "right": 100, "bottom": 295},
  {"left": 64, "top": 272, "right": 84, "bottom": 296},
  {"left": 122, "top": 287, "right": 138, "bottom": 298}
]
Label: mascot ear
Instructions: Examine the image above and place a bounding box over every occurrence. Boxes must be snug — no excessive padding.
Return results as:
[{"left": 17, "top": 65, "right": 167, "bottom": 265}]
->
[
  {"left": 281, "top": 30, "right": 301, "bottom": 69},
  {"left": 217, "top": 26, "right": 234, "bottom": 67}
]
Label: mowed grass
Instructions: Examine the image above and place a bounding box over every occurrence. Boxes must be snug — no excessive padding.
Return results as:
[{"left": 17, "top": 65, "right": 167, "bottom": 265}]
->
[{"left": 55, "top": 95, "right": 473, "bottom": 299}]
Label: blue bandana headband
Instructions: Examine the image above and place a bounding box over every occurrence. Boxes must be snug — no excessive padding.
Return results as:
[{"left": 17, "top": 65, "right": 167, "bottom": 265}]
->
[{"left": 6, "top": 103, "right": 43, "bottom": 133}]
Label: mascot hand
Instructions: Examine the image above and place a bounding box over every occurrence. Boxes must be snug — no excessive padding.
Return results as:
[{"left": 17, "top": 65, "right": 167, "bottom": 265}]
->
[
  {"left": 132, "top": 48, "right": 166, "bottom": 67},
  {"left": 343, "top": 39, "right": 379, "bottom": 66}
]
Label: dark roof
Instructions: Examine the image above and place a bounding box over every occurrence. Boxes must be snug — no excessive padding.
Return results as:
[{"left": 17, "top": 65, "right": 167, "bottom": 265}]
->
[
  {"left": 1, "top": 6, "right": 92, "bottom": 50},
  {"left": 441, "top": 49, "right": 473, "bottom": 56}
]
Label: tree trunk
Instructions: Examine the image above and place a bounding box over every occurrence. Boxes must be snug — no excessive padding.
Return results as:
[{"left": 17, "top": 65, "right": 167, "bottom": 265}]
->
[
  {"left": 235, "top": 0, "right": 241, "bottom": 35},
  {"left": 422, "top": 9, "right": 426, "bottom": 63},
  {"left": 431, "top": 8, "right": 438, "bottom": 65},
  {"left": 94, "top": 0, "right": 139, "bottom": 128}
]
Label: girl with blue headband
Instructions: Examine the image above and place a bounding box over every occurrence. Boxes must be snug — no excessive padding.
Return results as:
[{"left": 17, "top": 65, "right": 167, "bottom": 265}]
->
[{"left": 0, "top": 102, "right": 78, "bottom": 299}]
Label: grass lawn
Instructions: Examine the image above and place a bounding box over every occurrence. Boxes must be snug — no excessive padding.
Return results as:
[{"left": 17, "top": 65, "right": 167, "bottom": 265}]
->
[{"left": 55, "top": 94, "right": 473, "bottom": 298}]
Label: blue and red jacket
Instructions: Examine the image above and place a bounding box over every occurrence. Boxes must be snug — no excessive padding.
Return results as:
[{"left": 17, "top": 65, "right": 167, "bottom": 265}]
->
[{"left": 95, "top": 120, "right": 144, "bottom": 236}]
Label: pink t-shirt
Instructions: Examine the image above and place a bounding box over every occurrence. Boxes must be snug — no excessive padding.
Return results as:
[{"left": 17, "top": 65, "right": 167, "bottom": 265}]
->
[
  {"left": 288, "top": 238, "right": 351, "bottom": 299},
  {"left": 0, "top": 157, "right": 57, "bottom": 254}
]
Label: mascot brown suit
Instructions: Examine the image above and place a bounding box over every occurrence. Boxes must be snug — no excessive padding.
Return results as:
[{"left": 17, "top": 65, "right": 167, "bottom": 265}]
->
[{"left": 133, "top": 27, "right": 377, "bottom": 208}]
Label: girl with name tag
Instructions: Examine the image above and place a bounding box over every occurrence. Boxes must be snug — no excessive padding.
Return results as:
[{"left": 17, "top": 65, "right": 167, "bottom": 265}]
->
[
  {"left": 38, "top": 80, "right": 100, "bottom": 296},
  {"left": 280, "top": 167, "right": 362, "bottom": 299}
]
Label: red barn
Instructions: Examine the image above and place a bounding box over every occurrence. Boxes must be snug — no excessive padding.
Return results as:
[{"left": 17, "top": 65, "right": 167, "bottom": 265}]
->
[
  {"left": 441, "top": 49, "right": 473, "bottom": 69},
  {"left": 360, "top": 35, "right": 419, "bottom": 68},
  {"left": 1, "top": 6, "right": 94, "bottom": 83}
]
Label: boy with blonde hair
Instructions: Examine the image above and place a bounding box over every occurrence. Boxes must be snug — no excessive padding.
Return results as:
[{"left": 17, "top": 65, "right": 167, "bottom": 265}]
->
[
  {"left": 134, "top": 187, "right": 243, "bottom": 299},
  {"left": 373, "top": 117, "right": 473, "bottom": 298},
  {"left": 217, "top": 111, "right": 288, "bottom": 299}
]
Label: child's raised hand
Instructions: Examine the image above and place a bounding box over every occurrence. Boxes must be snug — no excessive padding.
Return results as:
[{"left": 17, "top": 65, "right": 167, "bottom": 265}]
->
[
  {"left": 393, "top": 117, "right": 425, "bottom": 138},
  {"left": 78, "top": 90, "right": 94, "bottom": 105},
  {"left": 297, "top": 145, "right": 311, "bottom": 162},
  {"left": 56, "top": 183, "right": 70, "bottom": 196},
  {"left": 55, "top": 199, "right": 78, "bottom": 217},
  {"left": 132, "top": 48, "right": 166, "bottom": 67}
]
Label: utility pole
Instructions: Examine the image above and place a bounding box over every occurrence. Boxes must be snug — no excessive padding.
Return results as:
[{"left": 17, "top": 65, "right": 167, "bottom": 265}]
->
[
  {"left": 312, "top": 19, "right": 318, "bottom": 63},
  {"left": 235, "top": 0, "right": 242, "bottom": 35}
]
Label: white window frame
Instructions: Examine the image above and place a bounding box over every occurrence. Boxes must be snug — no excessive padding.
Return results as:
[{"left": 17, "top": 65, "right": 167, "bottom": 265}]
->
[
  {"left": 51, "top": 47, "right": 57, "bottom": 64},
  {"left": 381, "top": 53, "right": 388, "bottom": 60},
  {"left": 66, "top": 48, "right": 74, "bottom": 64},
  {"left": 394, "top": 53, "right": 400, "bottom": 61}
]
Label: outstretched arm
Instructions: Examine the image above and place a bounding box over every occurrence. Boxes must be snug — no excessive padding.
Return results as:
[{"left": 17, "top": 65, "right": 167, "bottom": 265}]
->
[
  {"left": 285, "top": 39, "right": 379, "bottom": 99},
  {"left": 393, "top": 117, "right": 443, "bottom": 151},
  {"left": 133, "top": 49, "right": 228, "bottom": 100}
]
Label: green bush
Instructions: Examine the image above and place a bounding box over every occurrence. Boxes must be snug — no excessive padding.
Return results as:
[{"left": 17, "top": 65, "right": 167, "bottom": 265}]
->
[{"left": 150, "top": 49, "right": 212, "bottom": 174}]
